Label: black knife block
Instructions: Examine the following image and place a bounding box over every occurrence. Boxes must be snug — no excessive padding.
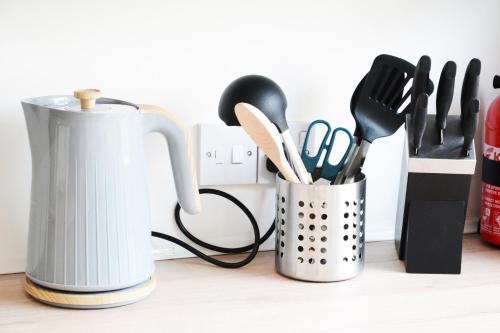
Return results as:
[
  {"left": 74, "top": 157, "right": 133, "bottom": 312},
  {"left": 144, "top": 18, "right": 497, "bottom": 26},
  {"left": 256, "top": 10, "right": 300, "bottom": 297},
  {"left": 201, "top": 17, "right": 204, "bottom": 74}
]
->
[{"left": 394, "top": 115, "right": 476, "bottom": 274}]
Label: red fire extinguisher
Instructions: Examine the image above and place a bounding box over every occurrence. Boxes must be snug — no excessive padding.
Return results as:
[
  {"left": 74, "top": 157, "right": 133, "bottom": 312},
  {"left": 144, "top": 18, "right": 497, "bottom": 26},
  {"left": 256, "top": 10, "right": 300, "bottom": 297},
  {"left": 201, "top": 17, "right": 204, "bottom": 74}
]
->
[{"left": 480, "top": 75, "right": 500, "bottom": 245}]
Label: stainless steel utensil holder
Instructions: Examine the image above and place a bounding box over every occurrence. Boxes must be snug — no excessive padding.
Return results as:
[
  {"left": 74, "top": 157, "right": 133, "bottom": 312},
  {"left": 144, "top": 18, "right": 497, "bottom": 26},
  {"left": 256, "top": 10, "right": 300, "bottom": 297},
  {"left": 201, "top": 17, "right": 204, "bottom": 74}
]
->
[{"left": 275, "top": 174, "right": 366, "bottom": 282}]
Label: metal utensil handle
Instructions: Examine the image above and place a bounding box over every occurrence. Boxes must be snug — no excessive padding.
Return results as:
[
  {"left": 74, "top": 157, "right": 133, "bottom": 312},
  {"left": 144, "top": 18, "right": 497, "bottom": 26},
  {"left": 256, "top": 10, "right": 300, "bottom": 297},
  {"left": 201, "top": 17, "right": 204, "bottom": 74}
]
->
[
  {"left": 334, "top": 139, "right": 358, "bottom": 185},
  {"left": 338, "top": 140, "right": 371, "bottom": 184}
]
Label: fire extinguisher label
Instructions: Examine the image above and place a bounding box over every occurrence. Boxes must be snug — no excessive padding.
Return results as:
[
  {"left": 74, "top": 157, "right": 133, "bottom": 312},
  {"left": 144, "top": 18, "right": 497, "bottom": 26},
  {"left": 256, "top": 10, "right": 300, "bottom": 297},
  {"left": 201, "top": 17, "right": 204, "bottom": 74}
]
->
[
  {"left": 481, "top": 183, "right": 500, "bottom": 235},
  {"left": 484, "top": 143, "right": 500, "bottom": 162},
  {"left": 480, "top": 94, "right": 500, "bottom": 244},
  {"left": 481, "top": 144, "right": 500, "bottom": 238}
]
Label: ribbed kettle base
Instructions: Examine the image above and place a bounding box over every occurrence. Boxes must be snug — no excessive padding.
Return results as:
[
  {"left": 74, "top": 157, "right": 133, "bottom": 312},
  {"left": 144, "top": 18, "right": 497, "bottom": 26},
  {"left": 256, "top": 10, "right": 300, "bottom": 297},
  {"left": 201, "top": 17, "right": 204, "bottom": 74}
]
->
[{"left": 24, "top": 275, "right": 156, "bottom": 309}]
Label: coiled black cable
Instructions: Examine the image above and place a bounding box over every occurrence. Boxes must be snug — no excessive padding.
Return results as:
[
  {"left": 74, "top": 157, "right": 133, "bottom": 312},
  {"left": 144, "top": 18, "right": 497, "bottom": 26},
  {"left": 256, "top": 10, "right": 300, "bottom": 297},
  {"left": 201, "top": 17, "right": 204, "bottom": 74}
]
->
[{"left": 152, "top": 188, "right": 275, "bottom": 268}]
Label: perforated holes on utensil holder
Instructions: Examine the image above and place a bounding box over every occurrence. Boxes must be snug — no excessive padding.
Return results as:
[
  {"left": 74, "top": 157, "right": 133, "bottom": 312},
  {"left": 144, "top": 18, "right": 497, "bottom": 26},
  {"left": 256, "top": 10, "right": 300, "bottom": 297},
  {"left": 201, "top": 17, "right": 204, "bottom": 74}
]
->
[
  {"left": 276, "top": 195, "right": 287, "bottom": 259},
  {"left": 289, "top": 198, "right": 330, "bottom": 267},
  {"left": 341, "top": 199, "right": 365, "bottom": 265}
]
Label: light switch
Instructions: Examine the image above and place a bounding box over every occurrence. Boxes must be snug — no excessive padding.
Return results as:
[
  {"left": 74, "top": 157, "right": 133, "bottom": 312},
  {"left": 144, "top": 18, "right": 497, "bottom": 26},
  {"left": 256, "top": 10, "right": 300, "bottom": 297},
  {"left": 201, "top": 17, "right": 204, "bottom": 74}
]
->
[
  {"left": 215, "top": 146, "right": 224, "bottom": 164},
  {"left": 231, "top": 145, "right": 244, "bottom": 164},
  {"left": 196, "top": 124, "right": 258, "bottom": 185}
]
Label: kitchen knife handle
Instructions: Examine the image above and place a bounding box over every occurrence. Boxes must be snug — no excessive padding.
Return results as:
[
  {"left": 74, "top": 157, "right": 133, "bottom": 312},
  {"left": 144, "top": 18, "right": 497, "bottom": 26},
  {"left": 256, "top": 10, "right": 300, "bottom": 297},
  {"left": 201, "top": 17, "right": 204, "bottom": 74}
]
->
[
  {"left": 463, "top": 99, "right": 479, "bottom": 156},
  {"left": 413, "top": 94, "right": 428, "bottom": 156},
  {"left": 435, "top": 62, "right": 456, "bottom": 130},
  {"left": 460, "top": 58, "right": 481, "bottom": 128},
  {"left": 410, "top": 55, "right": 431, "bottom": 134},
  {"left": 494, "top": 75, "right": 500, "bottom": 89},
  {"left": 411, "top": 56, "right": 431, "bottom": 104}
]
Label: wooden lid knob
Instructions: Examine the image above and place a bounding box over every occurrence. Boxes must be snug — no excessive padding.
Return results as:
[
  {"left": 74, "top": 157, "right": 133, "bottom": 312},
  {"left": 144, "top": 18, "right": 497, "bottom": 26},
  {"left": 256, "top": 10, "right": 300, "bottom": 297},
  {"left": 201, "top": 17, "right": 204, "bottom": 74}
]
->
[{"left": 74, "top": 89, "right": 102, "bottom": 109}]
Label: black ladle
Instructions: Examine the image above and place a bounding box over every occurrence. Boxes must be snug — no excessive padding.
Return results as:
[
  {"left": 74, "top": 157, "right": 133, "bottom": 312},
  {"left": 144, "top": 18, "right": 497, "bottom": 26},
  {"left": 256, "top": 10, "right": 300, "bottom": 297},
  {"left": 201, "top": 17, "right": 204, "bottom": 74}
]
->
[
  {"left": 218, "top": 75, "right": 311, "bottom": 183},
  {"left": 219, "top": 75, "right": 287, "bottom": 128}
]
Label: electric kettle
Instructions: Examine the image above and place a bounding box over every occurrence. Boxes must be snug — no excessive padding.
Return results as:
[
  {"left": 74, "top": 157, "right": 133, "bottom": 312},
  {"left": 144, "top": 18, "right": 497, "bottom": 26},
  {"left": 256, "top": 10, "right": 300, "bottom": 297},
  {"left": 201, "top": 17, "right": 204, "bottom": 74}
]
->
[{"left": 22, "top": 89, "right": 201, "bottom": 292}]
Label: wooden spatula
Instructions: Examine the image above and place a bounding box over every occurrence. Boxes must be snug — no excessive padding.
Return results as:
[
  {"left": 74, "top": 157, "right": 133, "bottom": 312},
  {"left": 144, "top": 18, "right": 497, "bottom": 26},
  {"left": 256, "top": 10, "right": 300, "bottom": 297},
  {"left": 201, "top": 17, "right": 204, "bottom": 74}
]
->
[{"left": 235, "top": 103, "right": 300, "bottom": 183}]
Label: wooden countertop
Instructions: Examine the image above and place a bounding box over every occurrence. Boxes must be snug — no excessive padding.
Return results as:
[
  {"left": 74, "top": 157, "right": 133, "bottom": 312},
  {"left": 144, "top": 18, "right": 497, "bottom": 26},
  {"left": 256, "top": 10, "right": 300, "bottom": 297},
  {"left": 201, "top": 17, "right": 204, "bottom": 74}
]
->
[{"left": 1, "top": 234, "right": 500, "bottom": 332}]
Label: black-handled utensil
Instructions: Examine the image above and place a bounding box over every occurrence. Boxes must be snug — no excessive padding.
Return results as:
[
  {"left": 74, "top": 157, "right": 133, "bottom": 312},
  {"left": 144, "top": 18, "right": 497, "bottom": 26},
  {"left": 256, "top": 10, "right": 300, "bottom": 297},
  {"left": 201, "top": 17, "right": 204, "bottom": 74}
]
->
[
  {"left": 339, "top": 54, "right": 433, "bottom": 183},
  {"left": 494, "top": 75, "right": 500, "bottom": 89},
  {"left": 219, "top": 75, "right": 287, "bottom": 127},
  {"left": 460, "top": 58, "right": 481, "bottom": 128},
  {"left": 350, "top": 75, "right": 366, "bottom": 143},
  {"left": 332, "top": 75, "right": 367, "bottom": 184},
  {"left": 410, "top": 55, "right": 431, "bottom": 114},
  {"left": 435, "top": 61, "right": 456, "bottom": 144},
  {"left": 413, "top": 94, "right": 428, "bottom": 156},
  {"left": 463, "top": 99, "right": 479, "bottom": 157},
  {"left": 218, "top": 75, "right": 312, "bottom": 183},
  {"left": 336, "top": 73, "right": 403, "bottom": 185}
]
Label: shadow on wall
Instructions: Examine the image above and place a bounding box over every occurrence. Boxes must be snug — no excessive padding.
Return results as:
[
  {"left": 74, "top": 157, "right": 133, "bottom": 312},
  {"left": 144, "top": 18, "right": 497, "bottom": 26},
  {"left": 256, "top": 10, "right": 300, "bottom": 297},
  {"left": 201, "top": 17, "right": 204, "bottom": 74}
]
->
[{"left": 466, "top": 96, "right": 486, "bottom": 232}]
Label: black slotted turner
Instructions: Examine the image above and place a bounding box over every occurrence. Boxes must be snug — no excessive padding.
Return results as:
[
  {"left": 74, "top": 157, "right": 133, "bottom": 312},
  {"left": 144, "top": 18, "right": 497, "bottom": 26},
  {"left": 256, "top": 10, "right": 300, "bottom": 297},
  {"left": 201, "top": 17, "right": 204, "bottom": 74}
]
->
[{"left": 340, "top": 54, "right": 433, "bottom": 183}]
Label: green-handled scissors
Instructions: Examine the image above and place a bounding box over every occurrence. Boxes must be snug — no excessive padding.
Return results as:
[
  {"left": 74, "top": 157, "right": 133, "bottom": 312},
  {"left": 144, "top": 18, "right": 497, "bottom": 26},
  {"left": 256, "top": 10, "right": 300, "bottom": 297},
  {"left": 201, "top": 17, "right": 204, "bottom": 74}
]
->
[{"left": 300, "top": 119, "right": 354, "bottom": 182}]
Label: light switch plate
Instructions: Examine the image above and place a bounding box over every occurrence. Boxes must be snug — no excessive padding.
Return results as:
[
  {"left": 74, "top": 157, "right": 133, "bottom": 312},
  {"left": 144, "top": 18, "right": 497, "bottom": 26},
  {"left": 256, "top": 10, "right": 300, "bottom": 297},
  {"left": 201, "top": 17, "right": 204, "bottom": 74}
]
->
[{"left": 195, "top": 124, "right": 258, "bottom": 186}]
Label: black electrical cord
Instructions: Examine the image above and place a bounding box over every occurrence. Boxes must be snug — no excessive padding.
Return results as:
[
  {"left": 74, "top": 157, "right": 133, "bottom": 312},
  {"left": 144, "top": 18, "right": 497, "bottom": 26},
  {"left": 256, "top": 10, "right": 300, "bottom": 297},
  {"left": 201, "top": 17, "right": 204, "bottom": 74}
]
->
[{"left": 151, "top": 188, "right": 275, "bottom": 268}]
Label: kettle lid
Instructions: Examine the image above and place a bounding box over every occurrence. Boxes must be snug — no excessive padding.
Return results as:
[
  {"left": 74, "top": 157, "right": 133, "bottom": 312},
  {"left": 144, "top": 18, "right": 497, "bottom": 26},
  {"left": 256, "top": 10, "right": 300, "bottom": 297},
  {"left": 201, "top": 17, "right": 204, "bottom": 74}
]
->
[
  {"left": 27, "top": 89, "right": 139, "bottom": 113},
  {"left": 61, "top": 89, "right": 138, "bottom": 113}
]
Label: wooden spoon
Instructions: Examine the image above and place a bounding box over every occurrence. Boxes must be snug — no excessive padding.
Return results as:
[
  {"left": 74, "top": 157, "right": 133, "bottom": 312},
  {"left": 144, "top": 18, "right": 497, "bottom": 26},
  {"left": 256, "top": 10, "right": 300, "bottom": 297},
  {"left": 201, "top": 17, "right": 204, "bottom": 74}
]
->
[{"left": 235, "top": 103, "right": 300, "bottom": 183}]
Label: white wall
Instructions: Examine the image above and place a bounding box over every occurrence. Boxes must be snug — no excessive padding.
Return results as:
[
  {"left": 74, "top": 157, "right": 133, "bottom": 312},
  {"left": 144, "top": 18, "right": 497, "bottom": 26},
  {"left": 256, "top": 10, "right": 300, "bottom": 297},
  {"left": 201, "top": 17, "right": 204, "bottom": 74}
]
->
[{"left": 1, "top": 0, "right": 499, "bottom": 273}]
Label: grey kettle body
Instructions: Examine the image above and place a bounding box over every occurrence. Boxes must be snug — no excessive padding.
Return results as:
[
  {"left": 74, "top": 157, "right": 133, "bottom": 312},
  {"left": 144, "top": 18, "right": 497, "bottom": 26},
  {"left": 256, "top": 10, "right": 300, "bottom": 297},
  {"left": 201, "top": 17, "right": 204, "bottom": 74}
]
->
[{"left": 22, "top": 90, "right": 201, "bottom": 293}]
